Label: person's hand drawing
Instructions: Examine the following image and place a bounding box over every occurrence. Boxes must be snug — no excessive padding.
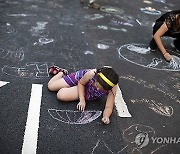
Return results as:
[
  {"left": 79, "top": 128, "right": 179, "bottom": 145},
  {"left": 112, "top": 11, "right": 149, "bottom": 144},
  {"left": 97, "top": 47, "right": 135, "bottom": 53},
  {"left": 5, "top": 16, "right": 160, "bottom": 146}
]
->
[
  {"left": 77, "top": 101, "right": 86, "bottom": 111},
  {"left": 102, "top": 116, "right": 110, "bottom": 124},
  {"left": 163, "top": 52, "right": 172, "bottom": 61}
]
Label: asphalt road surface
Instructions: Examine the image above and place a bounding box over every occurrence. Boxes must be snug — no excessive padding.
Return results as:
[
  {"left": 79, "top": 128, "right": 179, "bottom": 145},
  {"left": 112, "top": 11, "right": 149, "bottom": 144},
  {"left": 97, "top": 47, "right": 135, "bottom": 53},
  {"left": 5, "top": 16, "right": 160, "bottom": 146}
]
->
[{"left": 0, "top": 0, "right": 180, "bottom": 154}]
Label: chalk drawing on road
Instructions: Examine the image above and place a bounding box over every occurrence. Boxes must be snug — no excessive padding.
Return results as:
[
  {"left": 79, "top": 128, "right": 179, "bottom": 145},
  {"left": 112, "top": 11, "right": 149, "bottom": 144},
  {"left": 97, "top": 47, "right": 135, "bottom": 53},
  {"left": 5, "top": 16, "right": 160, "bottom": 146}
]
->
[
  {"left": 100, "top": 6, "right": 124, "bottom": 14},
  {"left": 91, "top": 139, "right": 113, "bottom": 154},
  {"left": 140, "top": 7, "right": 161, "bottom": 15},
  {"left": 153, "top": 0, "right": 166, "bottom": 3},
  {"left": 29, "top": 22, "right": 48, "bottom": 36},
  {"left": 97, "top": 44, "right": 110, "bottom": 50},
  {"left": 110, "top": 18, "right": 134, "bottom": 27},
  {"left": 85, "top": 24, "right": 127, "bottom": 32},
  {"left": 143, "top": 0, "right": 152, "bottom": 4},
  {"left": 118, "top": 43, "right": 180, "bottom": 71},
  {"left": 99, "top": 39, "right": 115, "bottom": 45},
  {"left": 2, "top": 62, "right": 52, "bottom": 79},
  {"left": 123, "top": 124, "right": 155, "bottom": 149},
  {"left": 120, "top": 124, "right": 156, "bottom": 153},
  {"left": 7, "top": 14, "right": 36, "bottom": 17},
  {"left": 119, "top": 75, "right": 180, "bottom": 104},
  {"left": 136, "top": 14, "right": 155, "bottom": 27},
  {"left": 0, "top": 23, "right": 16, "bottom": 33},
  {"left": 96, "top": 25, "right": 127, "bottom": 32},
  {"left": 48, "top": 109, "right": 102, "bottom": 124},
  {"left": 0, "top": 81, "right": 10, "bottom": 88},
  {"left": 84, "top": 51, "right": 94, "bottom": 55},
  {"left": 169, "top": 56, "right": 180, "bottom": 70},
  {"left": 84, "top": 14, "right": 104, "bottom": 20},
  {"left": 131, "top": 99, "right": 174, "bottom": 117},
  {"left": 0, "top": 48, "right": 24, "bottom": 61},
  {"left": 34, "top": 38, "right": 54, "bottom": 45}
]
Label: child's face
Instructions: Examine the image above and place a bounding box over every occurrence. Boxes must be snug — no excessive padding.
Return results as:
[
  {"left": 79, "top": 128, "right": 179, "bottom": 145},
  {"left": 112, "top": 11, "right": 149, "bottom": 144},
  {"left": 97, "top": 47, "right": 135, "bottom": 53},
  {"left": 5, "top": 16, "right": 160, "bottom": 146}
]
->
[{"left": 95, "top": 81, "right": 106, "bottom": 91}]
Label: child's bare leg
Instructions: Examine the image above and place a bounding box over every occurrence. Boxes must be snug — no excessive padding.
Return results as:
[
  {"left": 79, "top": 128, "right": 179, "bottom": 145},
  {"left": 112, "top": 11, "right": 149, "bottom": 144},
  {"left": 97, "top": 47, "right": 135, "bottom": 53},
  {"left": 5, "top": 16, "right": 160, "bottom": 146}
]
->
[
  {"left": 57, "top": 86, "right": 79, "bottom": 101},
  {"left": 48, "top": 72, "right": 69, "bottom": 91}
]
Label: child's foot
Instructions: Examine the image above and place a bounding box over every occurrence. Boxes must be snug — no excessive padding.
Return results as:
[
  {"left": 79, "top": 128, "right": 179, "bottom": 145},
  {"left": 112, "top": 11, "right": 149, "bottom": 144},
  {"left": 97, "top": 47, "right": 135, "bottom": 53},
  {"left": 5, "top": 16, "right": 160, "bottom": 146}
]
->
[
  {"left": 88, "top": 2, "right": 100, "bottom": 9},
  {"left": 48, "top": 66, "right": 68, "bottom": 76}
]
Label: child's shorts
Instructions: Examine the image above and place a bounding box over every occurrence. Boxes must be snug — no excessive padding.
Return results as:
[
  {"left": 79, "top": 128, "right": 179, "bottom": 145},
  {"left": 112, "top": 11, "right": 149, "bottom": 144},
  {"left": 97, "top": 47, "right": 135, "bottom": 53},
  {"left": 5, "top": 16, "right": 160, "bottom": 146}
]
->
[{"left": 63, "top": 69, "right": 88, "bottom": 87}]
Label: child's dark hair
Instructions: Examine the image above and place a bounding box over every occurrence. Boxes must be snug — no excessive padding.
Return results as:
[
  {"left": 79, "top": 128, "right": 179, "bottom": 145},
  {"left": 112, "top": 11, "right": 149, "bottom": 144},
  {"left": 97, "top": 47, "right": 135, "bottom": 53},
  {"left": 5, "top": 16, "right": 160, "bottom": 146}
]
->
[{"left": 96, "top": 66, "right": 119, "bottom": 91}]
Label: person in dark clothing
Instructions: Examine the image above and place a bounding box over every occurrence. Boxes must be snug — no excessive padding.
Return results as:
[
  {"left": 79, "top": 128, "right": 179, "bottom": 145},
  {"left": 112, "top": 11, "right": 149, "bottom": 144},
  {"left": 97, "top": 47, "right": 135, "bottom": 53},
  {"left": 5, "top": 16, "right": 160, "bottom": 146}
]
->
[{"left": 149, "top": 10, "right": 180, "bottom": 61}]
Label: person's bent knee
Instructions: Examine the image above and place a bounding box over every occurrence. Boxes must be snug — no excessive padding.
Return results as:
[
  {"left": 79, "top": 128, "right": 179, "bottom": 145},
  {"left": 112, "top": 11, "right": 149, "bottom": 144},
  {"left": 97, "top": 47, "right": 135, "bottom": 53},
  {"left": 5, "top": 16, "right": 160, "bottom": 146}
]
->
[
  {"left": 57, "top": 89, "right": 67, "bottom": 101},
  {"left": 48, "top": 82, "right": 56, "bottom": 91}
]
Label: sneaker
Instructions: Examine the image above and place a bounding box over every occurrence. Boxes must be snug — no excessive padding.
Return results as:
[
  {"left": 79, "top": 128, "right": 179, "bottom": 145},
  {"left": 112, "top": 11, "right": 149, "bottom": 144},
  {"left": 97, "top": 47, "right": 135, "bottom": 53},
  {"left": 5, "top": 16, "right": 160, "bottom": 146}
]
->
[
  {"left": 147, "top": 47, "right": 156, "bottom": 52},
  {"left": 88, "top": 2, "right": 100, "bottom": 9}
]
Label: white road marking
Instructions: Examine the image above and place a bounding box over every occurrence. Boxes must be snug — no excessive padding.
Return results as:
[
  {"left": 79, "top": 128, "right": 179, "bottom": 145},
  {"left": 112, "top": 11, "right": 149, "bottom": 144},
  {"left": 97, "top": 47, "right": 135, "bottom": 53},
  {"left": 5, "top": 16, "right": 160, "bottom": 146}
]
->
[
  {"left": 115, "top": 85, "right": 132, "bottom": 117},
  {"left": 22, "top": 84, "right": 43, "bottom": 154},
  {"left": 0, "top": 81, "right": 9, "bottom": 87}
]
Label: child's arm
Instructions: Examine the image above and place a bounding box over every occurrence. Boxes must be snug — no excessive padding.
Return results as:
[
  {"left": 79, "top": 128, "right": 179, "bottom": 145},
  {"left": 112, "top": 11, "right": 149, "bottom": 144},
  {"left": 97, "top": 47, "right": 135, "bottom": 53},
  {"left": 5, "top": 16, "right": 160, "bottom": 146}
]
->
[
  {"left": 102, "top": 85, "right": 117, "bottom": 124},
  {"left": 153, "top": 22, "right": 172, "bottom": 61},
  {"left": 77, "top": 69, "right": 96, "bottom": 111}
]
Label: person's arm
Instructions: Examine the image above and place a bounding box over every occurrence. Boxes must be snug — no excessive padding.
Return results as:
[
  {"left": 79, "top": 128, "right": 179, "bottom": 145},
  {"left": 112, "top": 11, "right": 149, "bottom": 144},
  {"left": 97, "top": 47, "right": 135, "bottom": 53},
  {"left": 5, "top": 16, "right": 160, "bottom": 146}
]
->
[
  {"left": 102, "top": 85, "right": 117, "bottom": 124},
  {"left": 153, "top": 22, "right": 172, "bottom": 61},
  {"left": 77, "top": 69, "right": 96, "bottom": 111}
]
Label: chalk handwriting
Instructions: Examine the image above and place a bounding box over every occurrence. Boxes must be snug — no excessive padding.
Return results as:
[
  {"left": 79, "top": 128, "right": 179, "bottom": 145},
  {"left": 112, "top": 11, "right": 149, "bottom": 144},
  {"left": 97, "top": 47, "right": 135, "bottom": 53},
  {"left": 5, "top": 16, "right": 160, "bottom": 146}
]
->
[
  {"left": 2, "top": 62, "right": 53, "bottom": 79},
  {"left": 0, "top": 48, "right": 24, "bottom": 61},
  {"left": 48, "top": 109, "right": 102, "bottom": 125},
  {"left": 119, "top": 75, "right": 180, "bottom": 103},
  {"left": 131, "top": 99, "right": 173, "bottom": 117}
]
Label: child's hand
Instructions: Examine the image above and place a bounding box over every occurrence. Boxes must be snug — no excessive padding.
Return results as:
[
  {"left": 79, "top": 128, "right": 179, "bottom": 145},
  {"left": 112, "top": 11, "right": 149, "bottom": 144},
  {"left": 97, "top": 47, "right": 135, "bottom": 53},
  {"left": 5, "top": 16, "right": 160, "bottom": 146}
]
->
[
  {"left": 164, "top": 52, "right": 172, "bottom": 61},
  {"left": 102, "top": 116, "right": 110, "bottom": 124},
  {"left": 77, "top": 101, "right": 86, "bottom": 111}
]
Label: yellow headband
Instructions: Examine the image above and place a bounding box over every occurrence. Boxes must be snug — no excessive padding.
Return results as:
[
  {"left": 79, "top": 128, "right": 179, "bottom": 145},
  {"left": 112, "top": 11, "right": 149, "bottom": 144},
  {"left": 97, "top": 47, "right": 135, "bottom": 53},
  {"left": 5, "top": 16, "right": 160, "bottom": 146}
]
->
[{"left": 98, "top": 72, "right": 115, "bottom": 87}]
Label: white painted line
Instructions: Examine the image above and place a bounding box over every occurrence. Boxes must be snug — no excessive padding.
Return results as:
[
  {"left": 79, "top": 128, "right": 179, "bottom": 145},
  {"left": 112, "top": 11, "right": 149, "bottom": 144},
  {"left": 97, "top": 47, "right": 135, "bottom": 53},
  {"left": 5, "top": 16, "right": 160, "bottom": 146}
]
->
[
  {"left": 22, "top": 84, "right": 43, "bottom": 154},
  {"left": 0, "top": 81, "right": 10, "bottom": 87},
  {"left": 115, "top": 85, "right": 132, "bottom": 117}
]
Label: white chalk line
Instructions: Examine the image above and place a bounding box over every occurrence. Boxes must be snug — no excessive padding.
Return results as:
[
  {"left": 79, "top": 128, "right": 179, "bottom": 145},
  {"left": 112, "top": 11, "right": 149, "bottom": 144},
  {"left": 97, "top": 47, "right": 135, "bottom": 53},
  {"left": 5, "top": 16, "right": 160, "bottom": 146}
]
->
[
  {"left": 21, "top": 84, "right": 43, "bottom": 154},
  {"left": 115, "top": 85, "right": 132, "bottom": 117}
]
